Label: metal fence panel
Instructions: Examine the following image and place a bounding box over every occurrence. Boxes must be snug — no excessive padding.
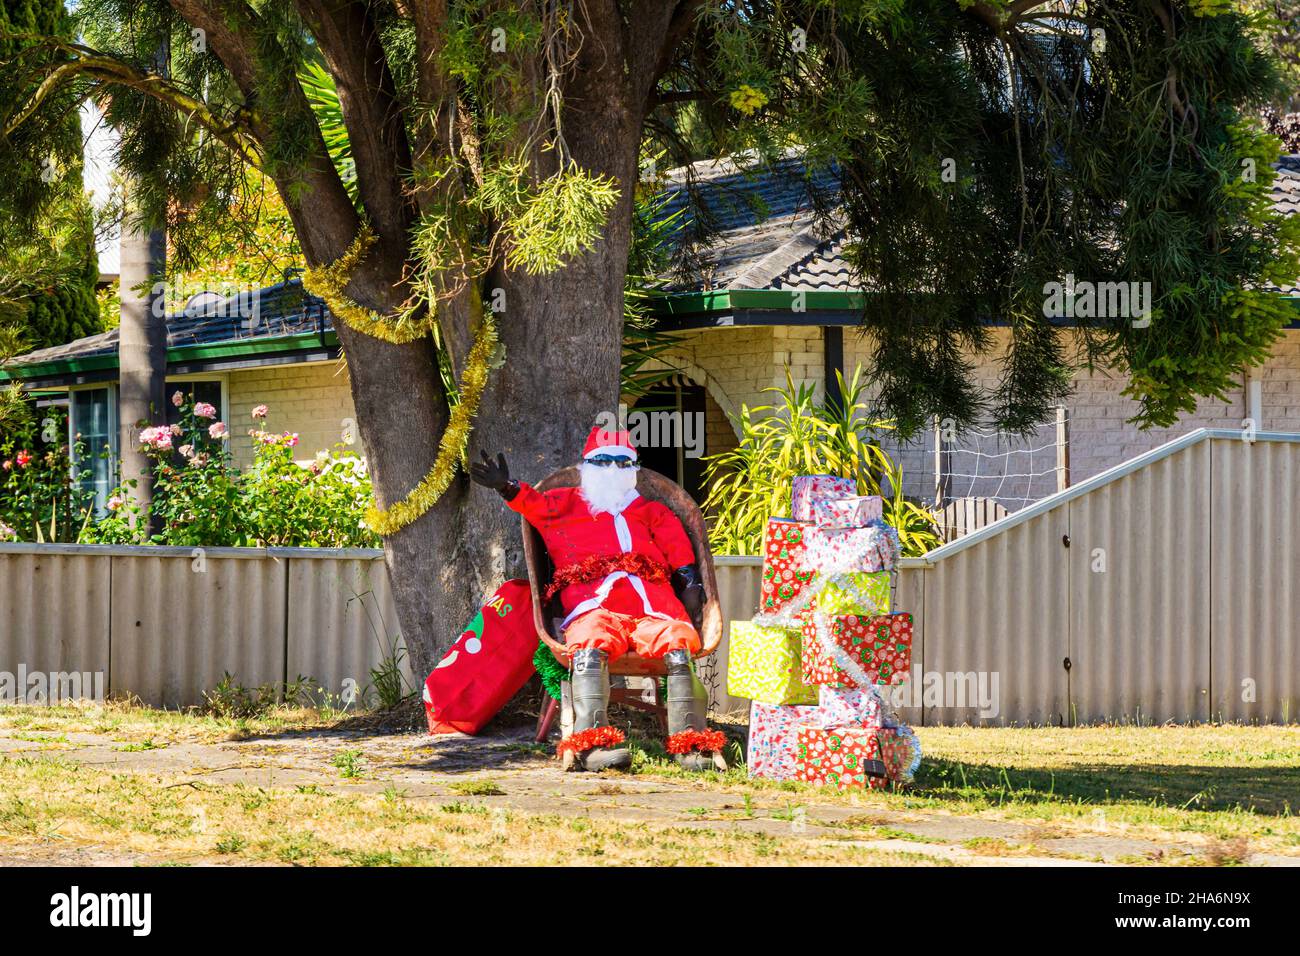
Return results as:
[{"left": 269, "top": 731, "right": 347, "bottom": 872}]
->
[
  {"left": 283, "top": 552, "right": 413, "bottom": 706},
  {"left": 1209, "top": 438, "right": 1300, "bottom": 723},
  {"left": 0, "top": 545, "right": 110, "bottom": 701},
  {"left": 920, "top": 511, "right": 1071, "bottom": 726},
  {"left": 890, "top": 563, "right": 926, "bottom": 727},
  {"left": 702, "top": 557, "right": 764, "bottom": 717},
  {"left": 109, "top": 549, "right": 287, "bottom": 708},
  {"left": 1067, "top": 441, "right": 1211, "bottom": 724}
]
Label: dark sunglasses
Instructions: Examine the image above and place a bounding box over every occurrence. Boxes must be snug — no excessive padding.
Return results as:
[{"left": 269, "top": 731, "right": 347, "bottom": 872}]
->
[{"left": 585, "top": 455, "right": 638, "bottom": 469}]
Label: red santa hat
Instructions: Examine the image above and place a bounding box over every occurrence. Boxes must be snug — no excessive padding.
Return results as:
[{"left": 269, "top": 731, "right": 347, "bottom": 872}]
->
[{"left": 582, "top": 425, "right": 637, "bottom": 461}]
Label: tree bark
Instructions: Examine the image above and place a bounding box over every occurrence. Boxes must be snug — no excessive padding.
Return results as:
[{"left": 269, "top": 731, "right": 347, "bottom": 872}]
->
[
  {"left": 117, "top": 211, "right": 167, "bottom": 536},
  {"left": 328, "top": 106, "right": 642, "bottom": 681},
  {"left": 264, "top": 0, "right": 674, "bottom": 680}
]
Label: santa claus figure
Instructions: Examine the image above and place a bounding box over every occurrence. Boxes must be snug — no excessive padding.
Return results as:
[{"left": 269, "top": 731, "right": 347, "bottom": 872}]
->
[{"left": 470, "top": 426, "right": 726, "bottom": 771}]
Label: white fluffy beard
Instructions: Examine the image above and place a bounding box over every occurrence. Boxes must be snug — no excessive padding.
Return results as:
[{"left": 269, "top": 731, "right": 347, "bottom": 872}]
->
[{"left": 579, "top": 461, "right": 639, "bottom": 515}]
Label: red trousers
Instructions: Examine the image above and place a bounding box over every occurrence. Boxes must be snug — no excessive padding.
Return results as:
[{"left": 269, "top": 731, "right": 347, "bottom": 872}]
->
[{"left": 565, "top": 608, "right": 701, "bottom": 660}]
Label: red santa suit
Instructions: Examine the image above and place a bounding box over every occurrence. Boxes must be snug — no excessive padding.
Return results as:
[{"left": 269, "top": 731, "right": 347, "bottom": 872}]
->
[{"left": 508, "top": 444, "right": 701, "bottom": 660}]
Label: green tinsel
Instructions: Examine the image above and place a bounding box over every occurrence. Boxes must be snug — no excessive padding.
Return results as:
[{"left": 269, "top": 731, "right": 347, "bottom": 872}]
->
[{"left": 533, "top": 642, "right": 568, "bottom": 701}]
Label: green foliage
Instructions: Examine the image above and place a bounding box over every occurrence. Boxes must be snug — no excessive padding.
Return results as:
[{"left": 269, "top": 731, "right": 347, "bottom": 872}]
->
[
  {"left": 202, "top": 672, "right": 319, "bottom": 719},
  {"left": 78, "top": 396, "right": 381, "bottom": 548},
  {"left": 298, "top": 60, "right": 356, "bottom": 206},
  {"left": 702, "top": 368, "right": 941, "bottom": 558},
  {"left": 0, "top": 405, "right": 97, "bottom": 543},
  {"left": 478, "top": 160, "right": 620, "bottom": 275},
  {"left": 652, "top": 1, "right": 1300, "bottom": 432},
  {"left": 0, "top": 0, "right": 101, "bottom": 351}
]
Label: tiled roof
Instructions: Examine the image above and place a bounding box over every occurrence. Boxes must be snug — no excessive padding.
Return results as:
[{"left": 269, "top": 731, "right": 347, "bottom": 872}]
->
[
  {"left": 1270, "top": 155, "right": 1300, "bottom": 295},
  {"left": 657, "top": 152, "right": 841, "bottom": 291},
  {"left": 663, "top": 154, "right": 1300, "bottom": 296},
  {"left": 6, "top": 280, "right": 330, "bottom": 368}
]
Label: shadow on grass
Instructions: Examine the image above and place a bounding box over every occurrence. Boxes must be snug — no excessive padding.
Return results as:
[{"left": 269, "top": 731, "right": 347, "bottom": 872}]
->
[{"left": 911, "top": 757, "right": 1300, "bottom": 816}]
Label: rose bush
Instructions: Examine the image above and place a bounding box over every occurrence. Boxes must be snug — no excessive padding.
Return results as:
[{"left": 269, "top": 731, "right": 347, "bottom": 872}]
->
[
  {"left": 0, "top": 395, "right": 379, "bottom": 548},
  {"left": 0, "top": 407, "right": 98, "bottom": 542},
  {"left": 85, "top": 397, "right": 380, "bottom": 548}
]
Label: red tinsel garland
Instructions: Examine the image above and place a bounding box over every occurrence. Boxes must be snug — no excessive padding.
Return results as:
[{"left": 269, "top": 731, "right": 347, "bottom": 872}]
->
[
  {"left": 544, "top": 552, "right": 671, "bottom": 604},
  {"left": 665, "top": 729, "right": 727, "bottom": 755},
  {"left": 556, "top": 725, "right": 627, "bottom": 756}
]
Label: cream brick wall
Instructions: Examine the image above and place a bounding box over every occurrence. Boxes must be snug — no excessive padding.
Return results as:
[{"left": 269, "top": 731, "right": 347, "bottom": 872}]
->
[
  {"left": 226, "top": 360, "right": 357, "bottom": 468},
  {"left": 646, "top": 325, "right": 828, "bottom": 429},
  {"left": 652, "top": 324, "right": 1300, "bottom": 505}
]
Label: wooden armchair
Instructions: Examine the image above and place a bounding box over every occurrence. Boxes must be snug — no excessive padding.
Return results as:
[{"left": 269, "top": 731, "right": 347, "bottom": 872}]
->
[{"left": 523, "top": 465, "right": 722, "bottom": 740}]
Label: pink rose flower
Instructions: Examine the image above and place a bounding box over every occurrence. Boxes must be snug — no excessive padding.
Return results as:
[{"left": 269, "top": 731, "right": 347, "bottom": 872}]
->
[
  {"left": 172, "top": 391, "right": 184, "bottom": 407},
  {"left": 2, "top": 460, "right": 10, "bottom": 471},
  {"left": 179, "top": 444, "right": 194, "bottom": 458},
  {"left": 208, "top": 422, "right": 229, "bottom": 439},
  {"left": 170, "top": 424, "right": 184, "bottom": 436},
  {"left": 15, "top": 450, "right": 32, "bottom": 468},
  {"left": 194, "top": 402, "right": 218, "bottom": 419},
  {"left": 0, "top": 520, "right": 14, "bottom": 540},
  {"left": 283, "top": 432, "right": 300, "bottom": 447},
  {"left": 138, "top": 427, "right": 173, "bottom": 451},
  {"left": 251, "top": 404, "right": 269, "bottom": 419},
  {"left": 107, "top": 495, "right": 124, "bottom": 512}
]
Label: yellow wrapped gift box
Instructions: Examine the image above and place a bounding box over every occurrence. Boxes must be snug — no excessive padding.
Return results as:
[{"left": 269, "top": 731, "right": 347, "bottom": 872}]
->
[
  {"left": 727, "top": 620, "right": 819, "bottom": 705},
  {"left": 813, "top": 571, "right": 891, "bottom": 617}
]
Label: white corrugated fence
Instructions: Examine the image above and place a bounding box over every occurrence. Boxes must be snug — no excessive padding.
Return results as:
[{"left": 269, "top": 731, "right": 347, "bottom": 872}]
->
[{"left": 1, "top": 430, "right": 1296, "bottom": 722}]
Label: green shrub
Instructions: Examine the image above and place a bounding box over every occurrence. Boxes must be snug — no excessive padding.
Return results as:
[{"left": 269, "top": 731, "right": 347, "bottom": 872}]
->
[
  {"left": 81, "top": 396, "right": 379, "bottom": 548},
  {"left": 703, "top": 368, "right": 941, "bottom": 557},
  {"left": 0, "top": 406, "right": 97, "bottom": 542}
]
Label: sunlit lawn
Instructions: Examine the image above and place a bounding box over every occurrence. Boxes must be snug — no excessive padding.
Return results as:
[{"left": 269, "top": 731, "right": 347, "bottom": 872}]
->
[{"left": 1, "top": 702, "right": 1297, "bottom": 864}]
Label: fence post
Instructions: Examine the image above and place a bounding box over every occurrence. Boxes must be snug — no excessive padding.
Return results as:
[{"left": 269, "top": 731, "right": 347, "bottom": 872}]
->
[
  {"left": 1056, "top": 406, "right": 1071, "bottom": 493},
  {"left": 933, "top": 416, "right": 949, "bottom": 507}
]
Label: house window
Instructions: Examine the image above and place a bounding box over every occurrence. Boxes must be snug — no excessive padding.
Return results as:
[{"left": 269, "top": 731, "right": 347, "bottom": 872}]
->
[
  {"left": 69, "top": 387, "right": 117, "bottom": 513},
  {"left": 165, "top": 379, "right": 225, "bottom": 430}
]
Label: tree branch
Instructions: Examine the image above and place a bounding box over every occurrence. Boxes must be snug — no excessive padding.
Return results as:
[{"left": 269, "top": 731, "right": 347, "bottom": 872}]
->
[
  {"left": 4, "top": 41, "right": 263, "bottom": 168},
  {"left": 294, "top": 0, "right": 416, "bottom": 251},
  {"left": 164, "top": 0, "right": 359, "bottom": 266}
]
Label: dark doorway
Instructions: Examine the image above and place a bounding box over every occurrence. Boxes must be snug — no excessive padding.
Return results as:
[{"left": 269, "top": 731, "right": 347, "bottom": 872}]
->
[{"left": 632, "top": 379, "right": 707, "bottom": 503}]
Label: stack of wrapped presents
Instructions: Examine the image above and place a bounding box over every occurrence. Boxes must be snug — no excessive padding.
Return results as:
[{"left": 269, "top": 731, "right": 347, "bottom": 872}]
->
[{"left": 727, "top": 474, "right": 922, "bottom": 790}]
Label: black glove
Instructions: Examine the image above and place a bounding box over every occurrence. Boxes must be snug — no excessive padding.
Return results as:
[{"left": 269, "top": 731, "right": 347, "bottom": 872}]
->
[
  {"left": 672, "top": 564, "right": 705, "bottom": 631},
  {"left": 469, "top": 450, "right": 518, "bottom": 500}
]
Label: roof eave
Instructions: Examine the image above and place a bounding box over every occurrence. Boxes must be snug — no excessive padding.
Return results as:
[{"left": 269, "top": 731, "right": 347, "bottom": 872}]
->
[
  {"left": 652, "top": 289, "right": 1300, "bottom": 331},
  {"left": 0, "top": 330, "right": 340, "bottom": 386}
]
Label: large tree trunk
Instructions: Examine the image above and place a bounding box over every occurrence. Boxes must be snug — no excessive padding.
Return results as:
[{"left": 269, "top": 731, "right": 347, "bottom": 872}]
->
[
  {"left": 334, "top": 132, "right": 640, "bottom": 681},
  {"left": 284, "top": 2, "right": 667, "bottom": 681},
  {"left": 117, "top": 212, "right": 167, "bottom": 536}
]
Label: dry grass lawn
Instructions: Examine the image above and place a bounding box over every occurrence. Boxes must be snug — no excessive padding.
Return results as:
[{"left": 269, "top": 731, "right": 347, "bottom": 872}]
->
[{"left": 1, "top": 702, "right": 1297, "bottom": 866}]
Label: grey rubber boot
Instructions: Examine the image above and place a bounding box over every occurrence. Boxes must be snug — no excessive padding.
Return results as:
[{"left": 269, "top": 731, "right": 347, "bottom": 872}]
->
[
  {"left": 569, "top": 648, "right": 630, "bottom": 772},
  {"left": 665, "top": 650, "right": 715, "bottom": 772}
]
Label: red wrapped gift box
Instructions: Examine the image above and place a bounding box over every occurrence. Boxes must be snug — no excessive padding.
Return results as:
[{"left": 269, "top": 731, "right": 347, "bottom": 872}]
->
[
  {"left": 758, "top": 518, "right": 817, "bottom": 619},
  {"left": 801, "top": 611, "right": 913, "bottom": 688},
  {"left": 796, "top": 726, "right": 913, "bottom": 790},
  {"left": 795, "top": 726, "right": 889, "bottom": 789}
]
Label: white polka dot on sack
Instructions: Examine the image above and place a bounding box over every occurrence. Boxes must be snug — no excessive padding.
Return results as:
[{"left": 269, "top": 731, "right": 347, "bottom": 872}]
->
[{"left": 465, "top": 638, "right": 482, "bottom": 654}]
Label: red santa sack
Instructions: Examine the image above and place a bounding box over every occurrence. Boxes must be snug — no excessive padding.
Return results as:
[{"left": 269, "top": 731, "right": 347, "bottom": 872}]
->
[{"left": 423, "top": 579, "right": 538, "bottom": 735}]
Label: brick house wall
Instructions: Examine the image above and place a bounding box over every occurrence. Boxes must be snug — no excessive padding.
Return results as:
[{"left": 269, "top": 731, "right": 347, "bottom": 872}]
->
[
  {"left": 226, "top": 360, "right": 358, "bottom": 468},
  {"left": 654, "top": 324, "right": 1300, "bottom": 509}
]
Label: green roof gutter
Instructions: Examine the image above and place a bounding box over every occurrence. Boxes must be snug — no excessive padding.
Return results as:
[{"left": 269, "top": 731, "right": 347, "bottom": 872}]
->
[
  {"left": 651, "top": 288, "right": 1300, "bottom": 330},
  {"left": 0, "top": 330, "right": 340, "bottom": 384}
]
